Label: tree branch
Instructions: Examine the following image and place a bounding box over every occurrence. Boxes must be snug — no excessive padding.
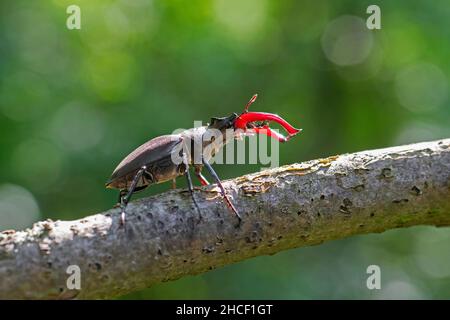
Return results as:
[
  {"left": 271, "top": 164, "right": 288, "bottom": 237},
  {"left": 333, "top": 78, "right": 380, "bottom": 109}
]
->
[{"left": 1, "top": 138, "right": 449, "bottom": 299}]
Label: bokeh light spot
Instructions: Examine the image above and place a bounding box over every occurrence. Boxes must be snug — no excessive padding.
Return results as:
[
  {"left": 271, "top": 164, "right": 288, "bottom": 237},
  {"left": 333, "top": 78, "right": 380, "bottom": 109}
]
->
[
  {"left": 395, "top": 63, "right": 448, "bottom": 113},
  {"left": 321, "top": 15, "right": 373, "bottom": 66},
  {"left": 104, "top": 5, "right": 131, "bottom": 36},
  {"left": 0, "top": 71, "right": 51, "bottom": 122},
  {"left": 213, "top": 0, "right": 268, "bottom": 40},
  {"left": 394, "top": 121, "right": 448, "bottom": 145},
  {"left": 379, "top": 280, "right": 425, "bottom": 299},
  {"left": 414, "top": 228, "right": 450, "bottom": 279},
  {"left": 50, "top": 102, "right": 106, "bottom": 152},
  {"left": 11, "top": 139, "right": 64, "bottom": 189},
  {"left": 84, "top": 52, "right": 138, "bottom": 102},
  {"left": 0, "top": 184, "right": 40, "bottom": 230}
]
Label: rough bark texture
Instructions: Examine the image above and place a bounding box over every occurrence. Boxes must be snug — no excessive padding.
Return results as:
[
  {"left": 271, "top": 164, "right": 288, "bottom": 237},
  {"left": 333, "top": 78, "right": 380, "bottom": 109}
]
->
[{"left": 1, "top": 138, "right": 449, "bottom": 299}]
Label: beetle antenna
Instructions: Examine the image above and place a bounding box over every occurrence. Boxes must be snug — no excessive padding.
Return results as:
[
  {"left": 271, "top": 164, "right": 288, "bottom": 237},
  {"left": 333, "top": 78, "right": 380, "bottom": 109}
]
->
[{"left": 243, "top": 93, "right": 258, "bottom": 113}]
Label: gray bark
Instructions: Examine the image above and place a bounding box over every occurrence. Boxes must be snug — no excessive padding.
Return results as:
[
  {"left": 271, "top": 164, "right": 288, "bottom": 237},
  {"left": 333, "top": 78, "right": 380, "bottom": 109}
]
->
[{"left": 1, "top": 138, "right": 449, "bottom": 299}]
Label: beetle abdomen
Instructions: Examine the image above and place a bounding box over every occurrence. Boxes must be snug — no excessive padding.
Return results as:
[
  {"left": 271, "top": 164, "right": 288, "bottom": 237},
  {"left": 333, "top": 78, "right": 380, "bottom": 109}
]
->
[
  {"left": 106, "top": 155, "right": 185, "bottom": 190},
  {"left": 106, "top": 134, "right": 183, "bottom": 189}
]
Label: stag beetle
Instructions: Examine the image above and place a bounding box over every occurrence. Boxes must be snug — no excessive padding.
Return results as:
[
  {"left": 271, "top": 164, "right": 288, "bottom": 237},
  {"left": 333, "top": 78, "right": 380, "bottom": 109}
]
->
[{"left": 106, "top": 94, "right": 301, "bottom": 225}]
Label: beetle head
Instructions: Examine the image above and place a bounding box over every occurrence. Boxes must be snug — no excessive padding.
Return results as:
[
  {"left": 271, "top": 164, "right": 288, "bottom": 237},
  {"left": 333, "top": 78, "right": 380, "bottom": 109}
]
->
[{"left": 208, "top": 113, "right": 238, "bottom": 131}]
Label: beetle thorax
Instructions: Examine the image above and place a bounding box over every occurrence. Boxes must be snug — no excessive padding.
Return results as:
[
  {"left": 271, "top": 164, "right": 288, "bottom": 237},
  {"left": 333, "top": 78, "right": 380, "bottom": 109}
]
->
[{"left": 180, "top": 126, "right": 234, "bottom": 164}]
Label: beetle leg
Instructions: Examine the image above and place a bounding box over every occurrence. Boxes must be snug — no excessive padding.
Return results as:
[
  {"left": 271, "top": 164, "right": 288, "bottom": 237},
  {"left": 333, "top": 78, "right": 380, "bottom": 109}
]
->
[
  {"left": 194, "top": 166, "right": 209, "bottom": 186},
  {"left": 181, "top": 153, "right": 202, "bottom": 219},
  {"left": 171, "top": 178, "right": 177, "bottom": 189},
  {"left": 202, "top": 159, "right": 242, "bottom": 222},
  {"left": 186, "top": 173, "right": 202, "bottom": 217},
  {"left": 119, "top": 166, "right": 147, "bottom": 226},
  {"left": 113, "top": 189, "right": 127, "bottom": 208}
]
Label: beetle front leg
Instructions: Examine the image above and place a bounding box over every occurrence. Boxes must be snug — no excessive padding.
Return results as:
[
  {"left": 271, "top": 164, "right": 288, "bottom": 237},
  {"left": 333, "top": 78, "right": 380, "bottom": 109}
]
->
[
  {"left": 113, "top": 189, "right": 127, "bottom": 208},
  {"left": 119, "top": 166, "right": 147, "bottom": 227},
  {"left": 202, "top": 159, "right": 241, "bottom": 222}
]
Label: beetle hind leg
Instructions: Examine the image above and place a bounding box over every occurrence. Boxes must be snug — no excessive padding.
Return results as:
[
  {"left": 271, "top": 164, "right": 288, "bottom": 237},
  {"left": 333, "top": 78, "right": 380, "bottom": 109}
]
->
[{"left": 182, "top": 153, "right": 202, "bottom": 220}]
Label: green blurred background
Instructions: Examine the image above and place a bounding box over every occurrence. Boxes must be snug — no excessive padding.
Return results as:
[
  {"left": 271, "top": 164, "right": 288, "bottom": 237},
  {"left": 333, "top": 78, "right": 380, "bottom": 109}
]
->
[{"left": 0, "top": 0, "right": 449, "bottom": 299}]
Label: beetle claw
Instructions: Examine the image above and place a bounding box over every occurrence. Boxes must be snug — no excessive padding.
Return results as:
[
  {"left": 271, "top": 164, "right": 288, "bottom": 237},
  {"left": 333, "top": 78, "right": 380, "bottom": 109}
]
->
[
  {"left": 234, "top": 95, "right": 301, "bottom": 142},
  {"left": 235, "top": 112, "right": 301, "bottom": 142}
]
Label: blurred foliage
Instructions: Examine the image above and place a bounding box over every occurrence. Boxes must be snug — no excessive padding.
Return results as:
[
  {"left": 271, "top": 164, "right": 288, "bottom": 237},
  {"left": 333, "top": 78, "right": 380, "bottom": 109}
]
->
[{"left": 0, "top": 0, "right": 449, "bottom": 299}]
